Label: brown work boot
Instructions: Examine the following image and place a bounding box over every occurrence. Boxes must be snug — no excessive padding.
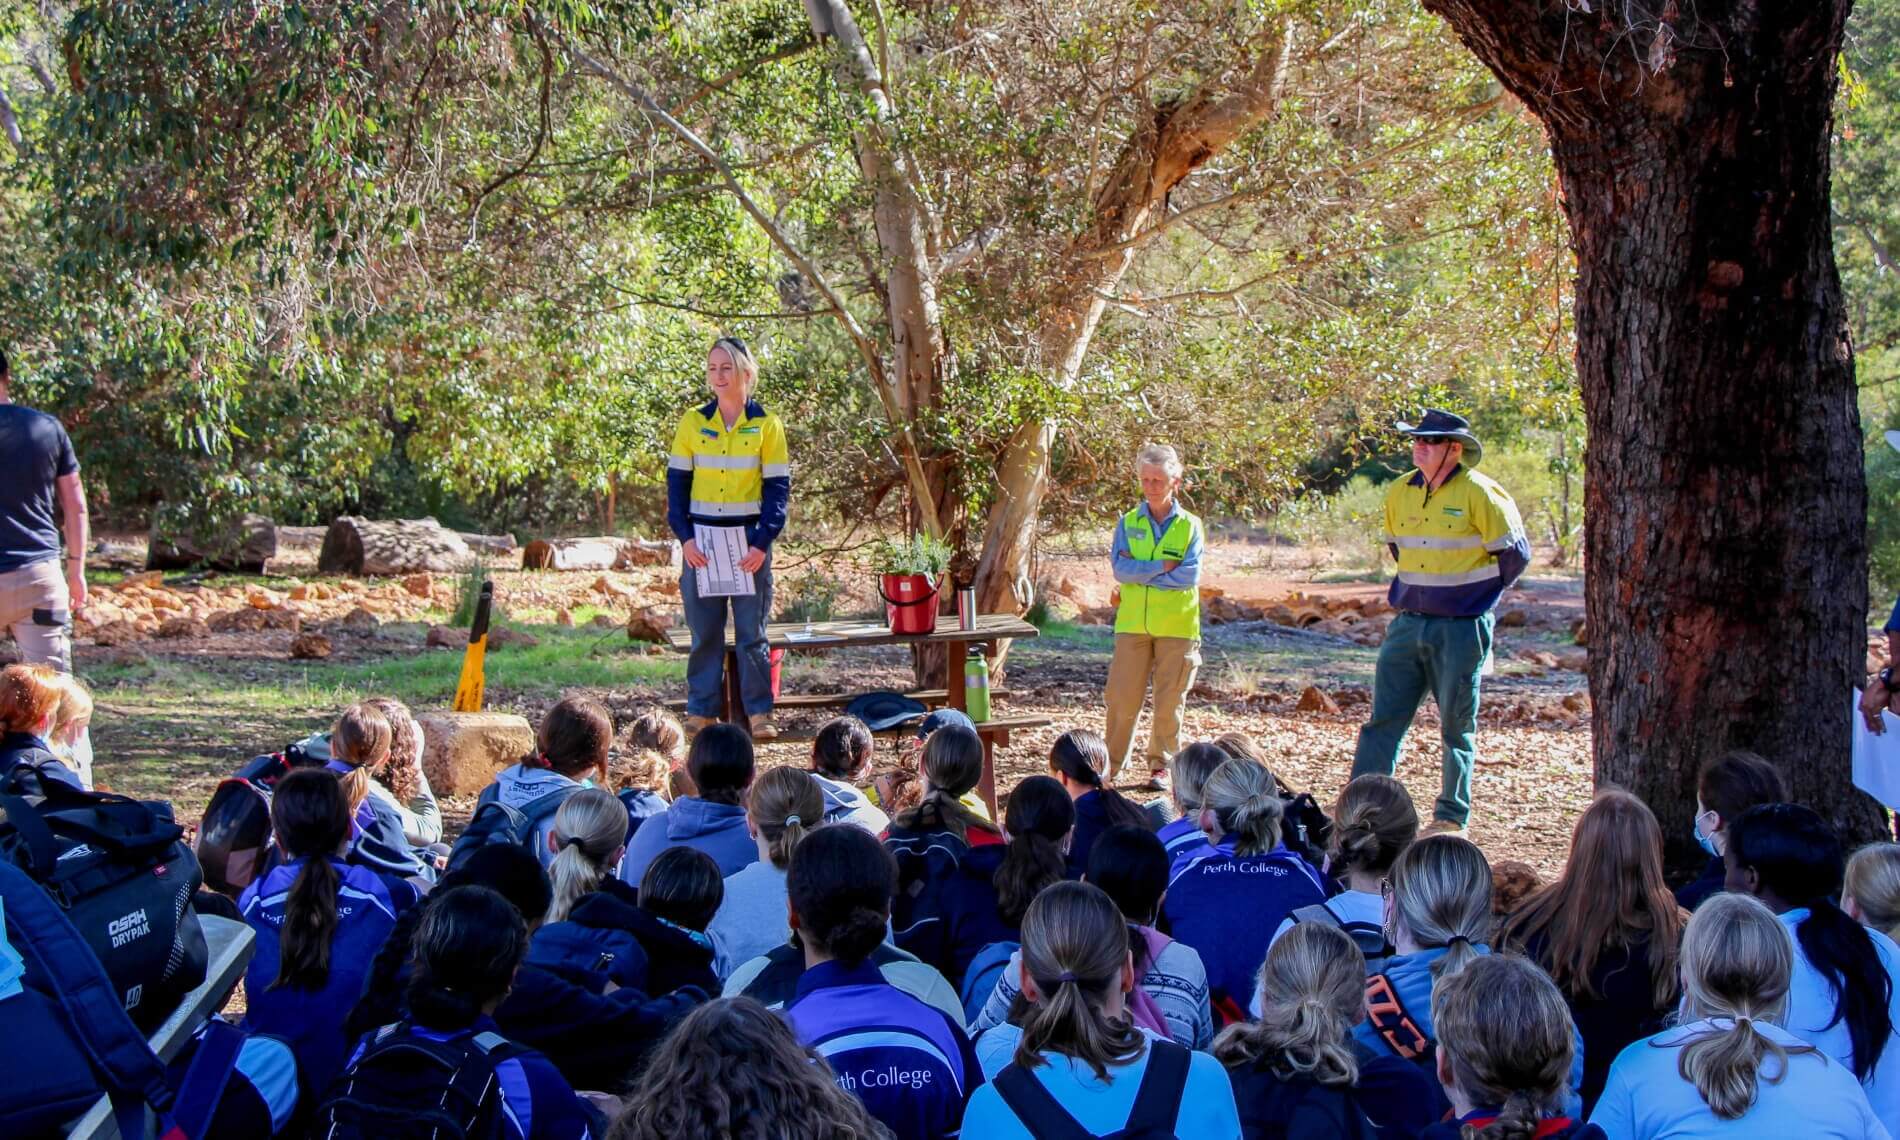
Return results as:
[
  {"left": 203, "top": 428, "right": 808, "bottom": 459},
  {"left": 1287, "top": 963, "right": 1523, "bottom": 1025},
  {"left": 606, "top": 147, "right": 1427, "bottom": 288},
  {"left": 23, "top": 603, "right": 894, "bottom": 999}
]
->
[
  {"left": 1421, "top": 819, "right": 1468, "bottom": 839},
  {"left": 684, "top": 715, "right": 718, "bottom": 736},
  {"left": 749, "top": 713, "right": 780, "bottom": 741}
]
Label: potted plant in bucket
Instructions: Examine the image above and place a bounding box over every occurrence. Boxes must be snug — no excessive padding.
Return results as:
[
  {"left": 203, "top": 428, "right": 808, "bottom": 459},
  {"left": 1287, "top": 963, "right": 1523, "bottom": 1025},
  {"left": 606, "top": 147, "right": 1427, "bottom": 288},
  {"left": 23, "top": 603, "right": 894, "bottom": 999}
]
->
[{"left": 872, "top": 533, "right": 952, "bottom": 635}]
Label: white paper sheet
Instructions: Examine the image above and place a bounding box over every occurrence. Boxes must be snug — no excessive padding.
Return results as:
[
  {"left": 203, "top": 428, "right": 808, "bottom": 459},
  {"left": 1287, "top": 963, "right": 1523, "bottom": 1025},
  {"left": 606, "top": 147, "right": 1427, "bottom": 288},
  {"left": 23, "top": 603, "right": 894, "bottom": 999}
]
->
[
  {"left": 1851, "top": 689, "right": 1900, "bottom": 811},
  {"left": 693, "top": 524, "right": 755, "bottom": 598}
]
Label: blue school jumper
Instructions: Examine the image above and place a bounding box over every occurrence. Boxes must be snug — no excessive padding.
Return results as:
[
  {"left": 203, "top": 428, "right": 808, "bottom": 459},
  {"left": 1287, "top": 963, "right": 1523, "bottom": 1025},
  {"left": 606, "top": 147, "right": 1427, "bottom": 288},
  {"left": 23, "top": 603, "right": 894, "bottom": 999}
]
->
[
  {"left": 786, "top": 959, "right": 982, "bottom": 1140},
  {"left": 1162, "top": 838, "right": 1327, "bottom": 1012},
  {"left": 1156, "top": 815, "right": 1213, "bottom": 871},
  {"left": 239, "top": 856, "right": 410, "bottom": 1095}
]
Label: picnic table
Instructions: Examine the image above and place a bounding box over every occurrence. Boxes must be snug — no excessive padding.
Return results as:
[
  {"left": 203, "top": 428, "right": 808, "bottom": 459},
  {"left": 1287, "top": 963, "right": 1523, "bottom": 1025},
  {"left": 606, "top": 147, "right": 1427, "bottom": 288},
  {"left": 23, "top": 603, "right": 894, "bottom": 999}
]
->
[
  {"left": 67, "top": 915, "right": 255, "bottom": 1138},
  {"left": 661, "top": 612, "right": 1051, "bottom": 813}
]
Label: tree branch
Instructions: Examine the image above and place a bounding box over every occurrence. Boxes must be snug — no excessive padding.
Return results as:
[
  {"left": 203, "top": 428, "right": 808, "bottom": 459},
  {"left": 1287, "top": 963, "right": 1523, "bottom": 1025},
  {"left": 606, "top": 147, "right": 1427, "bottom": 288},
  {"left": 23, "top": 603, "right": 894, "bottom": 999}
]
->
[
  {"left": 669, "top": 36, "right": 818, "bottom": 116},
  {"left": 467, "top": 25, "right": 553, "bottom": 245},
  {"left": 0, "top": 84, "right": 25, "bottom": 155},
  {"left": 553, "top": 23, "right": 943, "bottom": 537}
]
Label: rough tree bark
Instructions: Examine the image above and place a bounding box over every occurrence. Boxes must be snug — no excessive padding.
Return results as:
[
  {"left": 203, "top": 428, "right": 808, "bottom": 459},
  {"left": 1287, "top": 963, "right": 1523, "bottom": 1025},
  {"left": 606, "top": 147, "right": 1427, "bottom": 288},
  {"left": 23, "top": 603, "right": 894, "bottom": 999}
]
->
[
  {"left": 971, "top": 26, "right": 1297, "bottom": 659},
  {"left": 1422, "top": 0, "right": 1885, "bottom": 847}
]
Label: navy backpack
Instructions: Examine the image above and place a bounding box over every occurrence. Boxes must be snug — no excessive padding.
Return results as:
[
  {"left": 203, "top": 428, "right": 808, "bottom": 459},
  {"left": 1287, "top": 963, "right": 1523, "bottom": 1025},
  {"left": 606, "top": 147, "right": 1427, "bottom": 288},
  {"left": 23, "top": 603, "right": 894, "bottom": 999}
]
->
[{"left": 444, "top": 784, "right": 573, "bottom": 873}]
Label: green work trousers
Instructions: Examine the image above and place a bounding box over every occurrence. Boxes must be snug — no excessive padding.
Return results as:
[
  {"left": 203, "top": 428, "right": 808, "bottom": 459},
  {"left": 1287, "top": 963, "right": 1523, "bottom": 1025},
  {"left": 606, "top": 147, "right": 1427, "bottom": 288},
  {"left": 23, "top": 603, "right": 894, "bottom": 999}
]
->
[{"left": 1351, "top": 611, "right": 1494, "bottom": 826}]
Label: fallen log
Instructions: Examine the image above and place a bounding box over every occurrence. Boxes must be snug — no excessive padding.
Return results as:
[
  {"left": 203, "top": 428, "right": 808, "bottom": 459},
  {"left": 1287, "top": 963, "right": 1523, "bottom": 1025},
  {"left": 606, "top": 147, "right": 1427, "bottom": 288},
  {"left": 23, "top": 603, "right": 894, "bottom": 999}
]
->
[
  {"left": 521, "top": 537, "right": 679, "bottom": 572},
  {"left": 146, "top": 510, "right": 277, "bottom": 572},
  {"left": 319, "top": 517, "right": 474, "bottom": 576}
]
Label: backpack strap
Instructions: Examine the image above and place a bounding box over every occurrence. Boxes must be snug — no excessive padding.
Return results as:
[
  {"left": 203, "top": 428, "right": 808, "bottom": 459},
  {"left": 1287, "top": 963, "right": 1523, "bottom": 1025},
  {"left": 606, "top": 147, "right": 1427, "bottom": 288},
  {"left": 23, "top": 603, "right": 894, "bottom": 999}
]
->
[
  {"left": 992, "top": 1063, "right": 1094, "bottom": 1140},
  {"left": 1292, "top": 903, "right": 1340, "bottom": 929},
  {"left": 0, "top": 861, "right": 174, "bottom": 1136},
  {"left": 1123, "top": 1040, "right": 1192, "bottom": 1134},
  {"left": 1364, "top": 971, "right": 1434, "bottom": 1063},
  {"left": 0, "top": 793, "right": 63, "bottom": 877},
  {"left": 162, "top": 1020, "right": 246, "bottom": 1140}
]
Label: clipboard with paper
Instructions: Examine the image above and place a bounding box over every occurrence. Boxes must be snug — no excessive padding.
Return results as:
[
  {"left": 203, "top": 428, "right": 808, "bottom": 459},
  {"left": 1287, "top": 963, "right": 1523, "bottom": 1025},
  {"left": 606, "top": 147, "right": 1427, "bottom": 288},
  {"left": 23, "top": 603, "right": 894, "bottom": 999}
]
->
[
  {"left": 1853, "top": 689, "right": 1900, "bottom": 811},
  {"left": 694, "top": 524, "right": 756, "bottom": 597}
]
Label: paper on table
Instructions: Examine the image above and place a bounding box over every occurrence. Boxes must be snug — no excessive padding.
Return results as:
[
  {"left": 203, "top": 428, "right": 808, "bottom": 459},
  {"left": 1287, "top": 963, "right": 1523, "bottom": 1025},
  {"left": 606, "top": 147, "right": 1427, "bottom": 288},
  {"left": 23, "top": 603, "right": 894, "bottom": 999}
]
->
[
  {"left": 1851, "top": 689, "right": 1900, "bottom": 811},
  {"left": 693, "top": 524, "right": 755, "bottom": 598}
]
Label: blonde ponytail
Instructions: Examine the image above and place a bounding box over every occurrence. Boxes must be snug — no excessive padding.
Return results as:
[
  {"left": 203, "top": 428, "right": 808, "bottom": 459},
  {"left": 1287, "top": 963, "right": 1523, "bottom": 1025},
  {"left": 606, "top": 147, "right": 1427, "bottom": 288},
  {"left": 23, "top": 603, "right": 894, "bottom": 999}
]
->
[
  {"left": 1388, "top": 834, "right": 1492, "bottom": 980},
  {"left": 1201, "top": 757, "right": 1284, "bottom": 856},
  {"left": 1015, "top": 881, "right": 1145, "bottom": 1081},
  {"left": 748, "top": 767, "right": 824, "bottom": 869},
  {"left": 1213, "top": 922, "right": 1363, "bottom": 1087},
  {"left": 545, "top": 788, "right": 629, "bottom": 923},
  {"left": 1677, "top": 893, "right": 1811, "bottom": 1119}
]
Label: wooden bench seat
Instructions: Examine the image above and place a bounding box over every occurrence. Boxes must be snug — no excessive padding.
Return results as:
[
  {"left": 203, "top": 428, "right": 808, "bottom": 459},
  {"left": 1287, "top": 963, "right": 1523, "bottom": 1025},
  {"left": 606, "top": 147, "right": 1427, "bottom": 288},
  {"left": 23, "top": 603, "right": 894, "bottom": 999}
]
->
[{"left": 660, "top": 687, "right": 1011, "bottom": 713}]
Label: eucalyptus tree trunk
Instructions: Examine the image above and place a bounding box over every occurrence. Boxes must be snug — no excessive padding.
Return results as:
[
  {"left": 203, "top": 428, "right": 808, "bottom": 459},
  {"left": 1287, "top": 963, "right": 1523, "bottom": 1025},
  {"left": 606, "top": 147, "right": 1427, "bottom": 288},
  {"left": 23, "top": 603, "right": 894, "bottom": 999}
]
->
[{"left": 1423, "top": 0, "right": 1886, "bottom": 847}]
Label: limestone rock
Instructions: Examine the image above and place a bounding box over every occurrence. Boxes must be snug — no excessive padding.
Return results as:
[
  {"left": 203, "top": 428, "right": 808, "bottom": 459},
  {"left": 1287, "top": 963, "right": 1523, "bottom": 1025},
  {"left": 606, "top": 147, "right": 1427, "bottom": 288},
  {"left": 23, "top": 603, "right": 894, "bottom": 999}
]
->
[
  {"left": 1296, "top": 685, "right": 1341, "bottom": 715},
  {"left": 91, "top": 620, "right": 140, "bottom": 647},
  {"left": 1561, "top": 692, "right": 1590, "bottom": 713},
  {"left": 625, "top": 606, "right": 673, "bottom": 644},
  {"left": 246, "top": 587, "right": 283, "bottom": 610},
  {"left": 1569, "top": 618, "right": 1588, "bottom": 646},
  {"left": 1497, "top": 608, "right": 1529, "bottom": 628},
  {"left": 289, "top": 631, "right": 333, "bottom": 660},
  {"left": 403, "top": 573, "right": 434, "bottom": 598},
  {"left": 207, "top": 608, "right": 269, "bottom": 634},
  {"left": 416, "top": 711, "right": 535, "bottom": 795},
  {"left": 121, "top": 570, "right": 165, "bottom": 590},
  {"left": 156, "top": 616, "right": 210, "bottom": 640},
  {"left": 425, "top": 625, "right": 463, "bottom": 649},
  {"left": 340, "top": 606, "right": 379, "bottom": 633},
  {"left": 487, "top": 626, "right": 539, "bottom": 650},
  {"left": 591, "top": 613, "right": 620, "bottom": 629},
  {"left": 260, "top": 606, "right": 302, "bottom": 632},
  {"left": 556, "top": 607, "right": 575, "bottom": 627}
]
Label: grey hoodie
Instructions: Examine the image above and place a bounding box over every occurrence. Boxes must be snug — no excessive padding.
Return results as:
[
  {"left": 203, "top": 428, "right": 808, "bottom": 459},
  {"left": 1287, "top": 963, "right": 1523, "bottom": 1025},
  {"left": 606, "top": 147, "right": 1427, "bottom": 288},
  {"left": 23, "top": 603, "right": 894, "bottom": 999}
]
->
[
  {"left": 617, "top": 795, "right": 756, "bottom": 885},
  {"left": 491, "top": 763, "right": 585, "bottom": 868}
]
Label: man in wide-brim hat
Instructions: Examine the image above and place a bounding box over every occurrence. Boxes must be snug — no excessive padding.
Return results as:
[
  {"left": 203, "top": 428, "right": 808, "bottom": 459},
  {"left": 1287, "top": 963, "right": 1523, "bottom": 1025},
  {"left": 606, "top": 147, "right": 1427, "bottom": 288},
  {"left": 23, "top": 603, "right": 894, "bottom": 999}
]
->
[{"left": 1351, "top": 408, "right": 1530, "bottom": 835}]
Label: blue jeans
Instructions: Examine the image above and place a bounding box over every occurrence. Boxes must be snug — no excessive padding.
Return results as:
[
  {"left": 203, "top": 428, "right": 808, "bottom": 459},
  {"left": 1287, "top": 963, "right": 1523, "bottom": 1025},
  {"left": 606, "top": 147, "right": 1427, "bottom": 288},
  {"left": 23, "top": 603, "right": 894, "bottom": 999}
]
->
[
  {"left": 1351, "top": 611, "right": 1493, "bottom": 825},
  {"left": 681, "top": 549, "right": 774, "bottom": 718}
]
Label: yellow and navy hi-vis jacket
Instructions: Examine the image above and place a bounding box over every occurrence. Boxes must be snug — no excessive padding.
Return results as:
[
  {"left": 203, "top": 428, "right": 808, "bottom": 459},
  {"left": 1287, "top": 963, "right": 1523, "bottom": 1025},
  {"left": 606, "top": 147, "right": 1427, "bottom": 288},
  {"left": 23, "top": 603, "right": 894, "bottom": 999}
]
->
[
  {"left": 665, "top": 398, "right": 791, "bottom": 548},
  {"left": 1381, "top": 465, "right": 1530, "bottom": 618}
]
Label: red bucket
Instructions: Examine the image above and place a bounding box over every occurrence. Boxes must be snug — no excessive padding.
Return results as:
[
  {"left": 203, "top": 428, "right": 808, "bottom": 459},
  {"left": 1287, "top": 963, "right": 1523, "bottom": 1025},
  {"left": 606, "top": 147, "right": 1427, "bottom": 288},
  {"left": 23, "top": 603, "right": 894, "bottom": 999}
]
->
[
  {"left": 769, "top": 647, "right": 784, "bottom": 700},
  {"left": 880, "top": 573, "right": 942, "bottom": 635}
]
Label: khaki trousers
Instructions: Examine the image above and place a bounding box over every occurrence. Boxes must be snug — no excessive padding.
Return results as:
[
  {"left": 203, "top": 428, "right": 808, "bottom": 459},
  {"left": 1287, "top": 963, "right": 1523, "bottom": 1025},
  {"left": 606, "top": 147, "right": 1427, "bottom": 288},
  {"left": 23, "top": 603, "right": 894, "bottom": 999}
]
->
[
  {"left": 1104, "top": 633, "right": 1201, "bottom": 777},
  {"left": 0, "top": 559, "right": 72, "bottom": 672}
]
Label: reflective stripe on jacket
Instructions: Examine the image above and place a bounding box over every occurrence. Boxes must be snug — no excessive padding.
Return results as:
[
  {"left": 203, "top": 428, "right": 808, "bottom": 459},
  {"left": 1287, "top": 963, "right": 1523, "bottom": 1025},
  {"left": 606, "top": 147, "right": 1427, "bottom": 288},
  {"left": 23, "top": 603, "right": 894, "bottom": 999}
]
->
[
  {"left": 1114, "top": 505, "right": 1202, "bottom": 638},
  {"left": 665, "top": 398, "right": 791, "bottom": 547},
  {"left": 1381, "top": 466, "right": 1529, "bottom": 617}
]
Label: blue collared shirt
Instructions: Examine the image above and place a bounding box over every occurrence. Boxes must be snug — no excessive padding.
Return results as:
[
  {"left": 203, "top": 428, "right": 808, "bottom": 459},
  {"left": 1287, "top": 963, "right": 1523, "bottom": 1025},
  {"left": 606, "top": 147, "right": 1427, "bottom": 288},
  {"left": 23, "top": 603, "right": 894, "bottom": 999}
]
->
[{"left": 1110, "top": 501, "right": 1203, "bottom": 590}]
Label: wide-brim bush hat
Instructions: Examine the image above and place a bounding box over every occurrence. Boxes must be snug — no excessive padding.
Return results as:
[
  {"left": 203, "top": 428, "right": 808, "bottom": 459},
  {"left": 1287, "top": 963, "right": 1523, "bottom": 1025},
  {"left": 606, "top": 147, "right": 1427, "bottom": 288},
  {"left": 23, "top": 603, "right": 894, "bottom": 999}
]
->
[
  {"left": 1395, "top": 408, "right": 1483, "bottom": 466},
  {"left": 843, "top": 691, "right": 930, "bottom": 732},
  {"left": 916, "top": 707, "right": 976, "bottom": 741}
]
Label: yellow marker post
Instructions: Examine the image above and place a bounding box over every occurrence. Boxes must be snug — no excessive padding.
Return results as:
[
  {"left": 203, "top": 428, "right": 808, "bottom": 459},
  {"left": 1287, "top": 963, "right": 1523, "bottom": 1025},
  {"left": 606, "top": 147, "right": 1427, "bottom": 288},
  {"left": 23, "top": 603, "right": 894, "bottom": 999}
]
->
[{"left": 452, "top": 580, "right": 493, "bottom": 713}]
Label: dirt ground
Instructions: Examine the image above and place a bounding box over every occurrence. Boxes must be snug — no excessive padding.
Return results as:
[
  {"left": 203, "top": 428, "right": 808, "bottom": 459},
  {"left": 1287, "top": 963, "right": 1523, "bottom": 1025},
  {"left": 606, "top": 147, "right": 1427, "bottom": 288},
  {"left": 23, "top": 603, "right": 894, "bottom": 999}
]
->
[{"left": 34, "top": 536, "right": 1596, "bottom": 880}]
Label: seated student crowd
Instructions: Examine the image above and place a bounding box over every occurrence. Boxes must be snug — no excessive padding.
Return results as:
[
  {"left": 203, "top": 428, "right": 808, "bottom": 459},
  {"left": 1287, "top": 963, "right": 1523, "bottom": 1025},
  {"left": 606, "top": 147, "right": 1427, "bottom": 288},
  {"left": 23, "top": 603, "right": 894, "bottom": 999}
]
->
[{"left": 27, "top": 677, "right": 1900, "bottom": 1140}]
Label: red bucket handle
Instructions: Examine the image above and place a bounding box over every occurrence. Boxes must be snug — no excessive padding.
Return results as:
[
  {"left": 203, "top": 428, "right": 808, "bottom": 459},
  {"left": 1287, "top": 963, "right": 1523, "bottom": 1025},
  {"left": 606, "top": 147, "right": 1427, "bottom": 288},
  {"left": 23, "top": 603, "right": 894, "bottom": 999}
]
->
[{"left": 878, "top": 575, "right": 942, "bottom": 608}]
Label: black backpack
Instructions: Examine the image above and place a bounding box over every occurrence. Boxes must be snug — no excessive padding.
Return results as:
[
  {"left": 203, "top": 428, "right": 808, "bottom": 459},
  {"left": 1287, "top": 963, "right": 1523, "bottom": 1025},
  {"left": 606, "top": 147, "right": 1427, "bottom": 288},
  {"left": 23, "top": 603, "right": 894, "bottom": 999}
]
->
[
  {"left": 316, "top": 1022, "right": 522, "bottom": 1139},
  {"left": 0, "top": 784, "right": 208, "bottom": 1032},
  {"left": 445, "top": 785, "right": 573, "bottom": 873},
  {"left": 194, "top": 750, "right": 306, "bottom": 898},
  {"left": 993, "top": 1039, "right": 1192, "bottom": 1139},
  {"left": 1277, "top": 788, "right": 1334, "bottom": 869},
  {"left": 1291, "top": 901, "right": 1394, "bottom": 973}
]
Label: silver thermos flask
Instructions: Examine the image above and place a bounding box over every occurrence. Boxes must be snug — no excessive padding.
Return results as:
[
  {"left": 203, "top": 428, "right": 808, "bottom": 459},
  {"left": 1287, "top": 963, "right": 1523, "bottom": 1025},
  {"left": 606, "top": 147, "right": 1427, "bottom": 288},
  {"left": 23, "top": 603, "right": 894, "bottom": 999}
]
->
[{"left": 957, "top": 587, "right": 977, "bottom": 630}]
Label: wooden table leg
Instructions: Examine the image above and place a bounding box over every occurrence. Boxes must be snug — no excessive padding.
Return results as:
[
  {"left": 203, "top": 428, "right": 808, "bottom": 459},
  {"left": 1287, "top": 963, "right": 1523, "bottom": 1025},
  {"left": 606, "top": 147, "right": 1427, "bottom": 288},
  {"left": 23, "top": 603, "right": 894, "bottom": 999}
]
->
[
  {"left": 724, "top": 648, "right": 746, "bottom": 730},
  {"left": 947, "top": 639, "right": 968, "bottom": 712},
  {"left": 976, "top": 727, "right": 1010, "bottom": 819}
]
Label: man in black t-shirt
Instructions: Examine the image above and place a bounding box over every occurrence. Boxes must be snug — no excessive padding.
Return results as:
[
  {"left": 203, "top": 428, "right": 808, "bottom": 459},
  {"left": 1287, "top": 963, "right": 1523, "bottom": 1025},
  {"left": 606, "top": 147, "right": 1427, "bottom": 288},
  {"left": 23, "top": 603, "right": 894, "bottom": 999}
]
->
[{"left": 0, "top": 348, "right": 88, "bottom": 674}]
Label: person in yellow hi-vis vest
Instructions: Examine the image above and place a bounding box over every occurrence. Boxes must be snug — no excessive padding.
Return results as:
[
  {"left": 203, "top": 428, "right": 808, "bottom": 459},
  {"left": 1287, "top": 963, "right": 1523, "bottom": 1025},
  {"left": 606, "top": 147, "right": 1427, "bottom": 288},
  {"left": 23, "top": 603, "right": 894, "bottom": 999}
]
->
[
  {"left": 1352, "top": 409, "right": 1529, "bottom": 835},
  {"left": 666, "top": 336, "right": 791, "bottom": 740},
  {"left": 1104, "top": 443, "right": 1203, "bottom": 790}
]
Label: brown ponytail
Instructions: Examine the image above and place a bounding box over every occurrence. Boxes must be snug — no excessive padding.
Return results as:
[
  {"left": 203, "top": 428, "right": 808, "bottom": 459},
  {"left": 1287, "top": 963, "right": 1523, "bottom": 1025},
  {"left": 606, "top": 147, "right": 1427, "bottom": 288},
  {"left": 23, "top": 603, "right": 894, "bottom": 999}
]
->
[{"left": 892, "top": 724, "right": 997, "bottom": 842}]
